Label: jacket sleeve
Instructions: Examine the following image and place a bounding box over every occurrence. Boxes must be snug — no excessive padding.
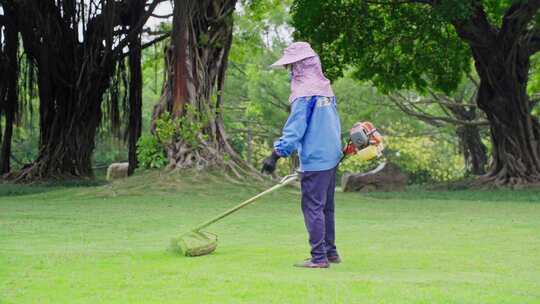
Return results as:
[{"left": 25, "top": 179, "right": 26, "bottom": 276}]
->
[{"left": 273, "top": 98, "right": 309, "bottom": 157}]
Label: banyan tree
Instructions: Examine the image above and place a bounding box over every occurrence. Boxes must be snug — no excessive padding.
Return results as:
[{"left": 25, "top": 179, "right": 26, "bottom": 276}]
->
[
  {"left": 151, "top": 0, "right": 259, "bottom": 179},
  {"left": 0, "top": 0, "right": 165, "bottom": 180}
]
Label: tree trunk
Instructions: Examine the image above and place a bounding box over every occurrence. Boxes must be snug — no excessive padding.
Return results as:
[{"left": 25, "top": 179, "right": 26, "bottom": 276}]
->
[
  {"left": 127, "top": 0, "right": 144, "bottom": 176},
  {"left": 22, "top": 43, "right": 108, "bottom": 179},
  {"left": 473, "top": 51, "right": 540, "bottom": 186},
  {"left": 1, "top": 88, "right": 15, "bottom": 174},
  {"left": 6, "top": 0, "right": 154, "bottom": 181},
  {"left": 16, "top": 36, "right": 109, "bottom": 180},
  {"left": 451, "top": 4, "right": 540, "bottom": 186},
  {"left": 476, "top": 82, "right": 540, "bottom": 185},
  {"left": 456, "top": 125, "right": 488, "bottom": 175},
  {"left": 29, "top": 104, "right": 101, "bottom": 179},
  {"left": 0, "top": 11, "right": 18, "bottom": 174},
  {"left": 152, "top": 0, "right": 260, "bottom": 179}
]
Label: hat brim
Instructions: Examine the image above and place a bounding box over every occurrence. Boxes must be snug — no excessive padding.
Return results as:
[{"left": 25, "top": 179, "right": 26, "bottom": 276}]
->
[{"left": 270, "top": 54, "right": 317, "bottom": 68}]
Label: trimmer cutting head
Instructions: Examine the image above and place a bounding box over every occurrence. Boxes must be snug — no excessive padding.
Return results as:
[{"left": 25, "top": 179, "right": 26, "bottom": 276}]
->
[{"left": 171, "top": 231, "right": 218, "bottom": 257}]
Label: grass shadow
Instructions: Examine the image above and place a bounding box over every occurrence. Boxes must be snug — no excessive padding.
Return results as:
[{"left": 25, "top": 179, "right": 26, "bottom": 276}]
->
[{"left": 0, "top": 175, "right": 108, "bottom": 198}]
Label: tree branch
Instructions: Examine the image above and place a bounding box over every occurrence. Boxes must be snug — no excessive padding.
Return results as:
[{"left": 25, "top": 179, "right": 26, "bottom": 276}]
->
[
  {"left": 390, "top": 93, "right": 488, "bottom": 127},
  {"left": 229, "top": 61, "right": 289, "bottom": 111},
  {"left": 451, "top": 3, "right": 497, "bottom": 48},
  {"left": 143, "top": 28, "right": 169, "bottom": 35},
  {"left": 398, "top": 99, "right": 478, "bottom": 108},
  {"left": 427, "top": 89, "right": 478, "bottom": 120},
  {"left": 117, "top": 33, "right": 170, "bottom": 60},
  {"left": 141, "top": 33, "right": 170, "bottom": 50},
  {"left": 527, "top": 32, "right": 540, "bottom": 55},
  {"left": 467, "top": 73, "right": 480, "bottom": 89},
  {"left": 109, "top": 0, "right": 162, "bottom": 62},
  {"left": 151, "top": 13, "right": 173, "bottom": 19},
  {"left": 500, "top": 0, "right": 540, "bottom": 43}
]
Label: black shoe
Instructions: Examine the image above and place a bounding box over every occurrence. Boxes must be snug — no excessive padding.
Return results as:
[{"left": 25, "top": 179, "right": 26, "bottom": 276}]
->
[
  {"left": 294, "top": 260, "right": 330, "bottom": 268},
  {"left": 328, "top": 255, "right": 341, "bottom": 264}
]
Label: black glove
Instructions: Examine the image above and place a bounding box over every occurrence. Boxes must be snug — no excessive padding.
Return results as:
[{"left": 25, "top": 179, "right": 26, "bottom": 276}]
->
[{"left": 261, "top": 150, "right": 281, "bottom": 174}]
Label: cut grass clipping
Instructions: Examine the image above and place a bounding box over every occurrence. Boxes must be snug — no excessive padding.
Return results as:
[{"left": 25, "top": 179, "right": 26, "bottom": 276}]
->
[{"left": 171, "top": 231, "right": 218, "bottom": 256}]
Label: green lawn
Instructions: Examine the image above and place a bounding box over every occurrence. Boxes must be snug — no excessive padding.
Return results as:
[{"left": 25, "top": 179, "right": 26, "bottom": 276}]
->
[{"left": 1, "top": 171, "right": 539, "bottom": 303}]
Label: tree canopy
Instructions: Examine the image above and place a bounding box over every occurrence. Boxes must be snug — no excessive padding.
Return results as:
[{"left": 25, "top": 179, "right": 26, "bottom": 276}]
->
[{"left": 291, "top": 0, "right": 540, "bottom": 94}]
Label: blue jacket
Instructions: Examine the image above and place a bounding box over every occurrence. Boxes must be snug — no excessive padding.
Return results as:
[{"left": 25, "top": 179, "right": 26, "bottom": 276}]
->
[{"left": 274, "top": 96, "right": 342, "bottom": 172}]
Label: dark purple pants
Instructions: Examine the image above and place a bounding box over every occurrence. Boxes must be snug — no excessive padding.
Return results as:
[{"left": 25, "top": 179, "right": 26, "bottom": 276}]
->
[{"left": 300, "top": 166, "right": 338, "bottom": 263}]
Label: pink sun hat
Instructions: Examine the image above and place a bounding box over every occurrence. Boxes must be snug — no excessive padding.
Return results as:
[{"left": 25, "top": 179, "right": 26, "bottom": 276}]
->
[{"left": 271, "top": 42, "right": 318, "bottom": 68}]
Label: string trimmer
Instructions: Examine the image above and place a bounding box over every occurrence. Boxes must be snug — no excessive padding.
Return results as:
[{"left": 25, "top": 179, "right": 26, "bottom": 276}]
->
[
  {"left": 171, "top": 121, "right": 384, "bottom": 257},
  {"left": 171, "top": 173, "right": 299, "bottom": 257}
]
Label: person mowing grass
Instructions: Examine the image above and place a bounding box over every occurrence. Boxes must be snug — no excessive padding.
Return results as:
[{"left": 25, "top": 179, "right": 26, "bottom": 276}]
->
[{"left": 261, "top": 42, "right": 342, "bottom": 269}]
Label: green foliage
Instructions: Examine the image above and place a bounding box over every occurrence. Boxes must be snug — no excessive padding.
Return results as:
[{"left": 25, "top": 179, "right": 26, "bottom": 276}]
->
[
  {"left": 291, "top": 1, "right": 472, "bottom": 94},
  {"left": 332, "top": 76, "right": 425, "bottom": 137},
  {"left": 332, "top": 77, "right": 470, "bottom": 183},
  {"left": 95, "top": 39, "right": 168, "bottom": 168},
  {"left": 338, "top": 135, "right": 465, "bottom": 184},
  {"left": 236, "top": 138, "right": 297, "bottom": 175},
  {"left": 94, "top": 135, "right": 127, "bottom": 166},
  {"left": 244, "top": 0, "right": 291, "bottom": 24},
  {"left": 484, "top": 0, "right": 524, "bottom": 26},
  {"left": 141, "top": 42, "right": 167, "bottom": 132},
  {"left": 136, "top": 134, "right": 167, "bottom": 169},
  {"left": 198, "top": 33, "right": 210, "bottom": 46},
  {"left": 339, "top": 154, "right": 381, "bottom": 177},
  {"left": 154, "top": 112, "right": 177, "bottom": 145},
  {"left": 432, "top": 0, "right": 473, "bottom": 22},
  {"left": 223, "top": 1, "right": 292, "bottom": 167},
  {"left": 529, "top": 54, "right": 540, "bottom": 117},
  {"left": 385, "top": 134, "right": 465, "bottom": 184},
  {"left": 10, "top": 119, "right": 39, "bottom": 168},
  {"left": 288, "top": 1, "right": 501, "bottom": 182},
  {"left": 291, "top": 0, "right": 540, "bottom": 95},
  {"left": 154, "top": 105, "right": 209, "bottom": 148}
]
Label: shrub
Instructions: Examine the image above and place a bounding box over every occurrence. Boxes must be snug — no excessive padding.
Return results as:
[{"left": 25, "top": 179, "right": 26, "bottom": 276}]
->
[
  {"left": 136, "top": 135, "right": 167, "bottom": 169},
  {"left": 338, "top": 136, "right": 465, "bottom": 184},
  {"left": 154, "top": 106, "right": 208, "bottom": 148},
  {"left": 385, "top": 136, "right": 465, "bottom": 184}
]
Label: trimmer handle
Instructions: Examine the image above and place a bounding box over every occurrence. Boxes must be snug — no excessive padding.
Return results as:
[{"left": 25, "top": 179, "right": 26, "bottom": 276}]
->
[
  {"left": 192, "top": 173, "right": 299, "bottom": 232},
  {"left": 280, "top": 173, "right": 299, "bottom": 184}
]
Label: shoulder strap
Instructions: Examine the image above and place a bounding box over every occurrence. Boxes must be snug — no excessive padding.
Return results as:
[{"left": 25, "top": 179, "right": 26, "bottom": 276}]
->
[{"left": 305, "top": 96, "right": 318, "bottom": 127}]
